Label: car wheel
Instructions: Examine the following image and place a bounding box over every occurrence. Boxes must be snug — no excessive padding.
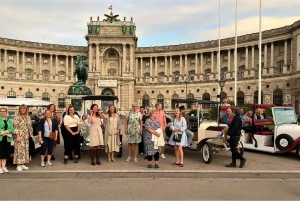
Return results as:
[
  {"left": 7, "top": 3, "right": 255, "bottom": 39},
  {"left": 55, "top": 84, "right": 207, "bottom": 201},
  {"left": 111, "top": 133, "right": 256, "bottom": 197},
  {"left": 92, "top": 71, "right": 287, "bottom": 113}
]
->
[
  {"left": 275, "top": 134, "right": 294, "bottom": 151},
  {"left": 237, "top": 141, "right": 244, "bottom": 156},
  {"left": 202, "top": 142, "right": 213, "bottom": 164},
  {"left": 296, "top": 145, "right": 300, "bottom": 160}
]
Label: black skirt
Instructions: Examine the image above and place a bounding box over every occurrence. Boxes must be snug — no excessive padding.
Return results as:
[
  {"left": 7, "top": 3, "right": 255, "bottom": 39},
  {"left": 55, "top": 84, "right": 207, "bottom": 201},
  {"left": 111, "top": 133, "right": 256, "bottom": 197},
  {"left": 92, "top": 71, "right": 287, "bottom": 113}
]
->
[{"left": 0, "top": 136, "right": 10, "bottom": 159}]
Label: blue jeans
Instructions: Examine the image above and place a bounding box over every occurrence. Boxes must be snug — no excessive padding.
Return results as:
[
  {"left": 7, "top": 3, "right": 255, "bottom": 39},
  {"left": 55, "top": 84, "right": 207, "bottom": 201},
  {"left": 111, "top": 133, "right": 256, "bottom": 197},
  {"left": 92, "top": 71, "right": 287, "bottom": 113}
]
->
[{"left": 185, "top": 129, "right": 194, "bottom": 145}]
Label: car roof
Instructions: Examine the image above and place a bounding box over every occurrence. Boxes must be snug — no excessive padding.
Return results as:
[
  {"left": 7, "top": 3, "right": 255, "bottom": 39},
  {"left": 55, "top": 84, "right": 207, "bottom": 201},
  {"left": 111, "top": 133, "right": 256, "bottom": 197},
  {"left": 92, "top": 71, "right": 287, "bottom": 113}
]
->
[
  {"left": 81, "top": 95, "right": 119, "bottom": 101},
  {"left": 172, "top": 99, "right": 219, "bottom": 104},
  {"left": 251, "top": 104, "right": 277, "bottom": 109},
  {"left": 0, "top": 98, "right": 51, "bottom": 107}
]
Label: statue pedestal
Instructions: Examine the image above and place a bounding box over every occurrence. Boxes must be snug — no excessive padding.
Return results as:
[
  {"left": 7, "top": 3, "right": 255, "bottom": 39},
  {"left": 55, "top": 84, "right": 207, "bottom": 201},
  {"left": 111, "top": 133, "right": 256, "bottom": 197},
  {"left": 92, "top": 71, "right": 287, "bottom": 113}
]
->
[{"left": 67, "top": 81, "right": 92, "bottom": 112}]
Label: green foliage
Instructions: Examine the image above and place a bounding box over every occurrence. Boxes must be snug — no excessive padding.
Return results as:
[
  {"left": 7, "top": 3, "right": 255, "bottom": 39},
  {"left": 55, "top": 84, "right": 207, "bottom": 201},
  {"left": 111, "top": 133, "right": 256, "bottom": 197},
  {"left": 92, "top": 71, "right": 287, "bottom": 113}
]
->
[{"left": 208, "top": 106, "right": 218, "bottom": 120}]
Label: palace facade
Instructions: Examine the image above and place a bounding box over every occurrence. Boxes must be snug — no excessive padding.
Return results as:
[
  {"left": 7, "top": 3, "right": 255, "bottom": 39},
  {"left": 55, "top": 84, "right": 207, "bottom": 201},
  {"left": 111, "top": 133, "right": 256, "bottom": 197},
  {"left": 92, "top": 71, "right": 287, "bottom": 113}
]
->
[{"left": 0, "top": 14, "right": 300, "bottom": 114}]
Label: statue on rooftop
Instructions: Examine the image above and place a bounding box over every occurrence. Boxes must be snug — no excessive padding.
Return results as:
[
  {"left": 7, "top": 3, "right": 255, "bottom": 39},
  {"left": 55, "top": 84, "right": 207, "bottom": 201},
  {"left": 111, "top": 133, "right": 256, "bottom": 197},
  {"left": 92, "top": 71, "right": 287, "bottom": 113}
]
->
[{"left": 87, "top": 23, "right": 92, "bottom": 34}]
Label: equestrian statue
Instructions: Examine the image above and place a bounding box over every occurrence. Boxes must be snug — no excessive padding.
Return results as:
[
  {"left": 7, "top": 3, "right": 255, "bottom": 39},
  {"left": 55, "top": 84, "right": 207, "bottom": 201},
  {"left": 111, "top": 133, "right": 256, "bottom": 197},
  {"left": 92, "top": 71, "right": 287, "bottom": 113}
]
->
[{"left": 74, "top": 55, "right": 88, "bottom": 84}]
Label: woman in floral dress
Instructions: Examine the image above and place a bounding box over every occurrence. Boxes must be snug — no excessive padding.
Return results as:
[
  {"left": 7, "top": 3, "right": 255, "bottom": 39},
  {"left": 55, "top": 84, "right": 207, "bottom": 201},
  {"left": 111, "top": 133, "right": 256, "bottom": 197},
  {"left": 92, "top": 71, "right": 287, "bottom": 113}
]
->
[
  {"left": 124, "top": 103, "right": 142, "bottom": 163},
  {"left": 13, "top": 104, "right": 33, "bottom": 171}
]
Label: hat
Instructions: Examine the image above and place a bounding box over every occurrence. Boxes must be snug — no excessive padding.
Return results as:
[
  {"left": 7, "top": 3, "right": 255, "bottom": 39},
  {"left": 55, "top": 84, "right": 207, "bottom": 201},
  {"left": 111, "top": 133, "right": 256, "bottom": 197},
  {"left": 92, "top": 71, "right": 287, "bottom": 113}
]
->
[{"left": 179, "top": 105, "right": 185, "bottom": 110}]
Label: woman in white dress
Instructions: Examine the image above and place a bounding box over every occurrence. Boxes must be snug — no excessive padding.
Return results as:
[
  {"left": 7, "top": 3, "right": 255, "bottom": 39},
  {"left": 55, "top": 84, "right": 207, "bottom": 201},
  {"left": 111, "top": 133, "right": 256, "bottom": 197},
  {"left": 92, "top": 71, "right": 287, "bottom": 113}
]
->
[
  {"left": 168, "top": 107, "right": 188, "bottom": 167},
  {"left": 87, "top": 104, "right": 104, "bottom": 165},
  {"left": 103, "top": 105, "right": 121, "bottom": 162}
]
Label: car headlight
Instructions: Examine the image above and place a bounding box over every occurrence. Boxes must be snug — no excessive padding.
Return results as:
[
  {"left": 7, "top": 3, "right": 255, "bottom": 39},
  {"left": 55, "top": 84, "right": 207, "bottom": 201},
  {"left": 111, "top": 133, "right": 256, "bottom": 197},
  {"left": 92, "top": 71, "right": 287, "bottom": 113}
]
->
[
  {"left": 241, "top": 129, "right": 245, "bottom": 136},
  {"left": 218, "top": 131, "right": 225, "bottom": 139}
]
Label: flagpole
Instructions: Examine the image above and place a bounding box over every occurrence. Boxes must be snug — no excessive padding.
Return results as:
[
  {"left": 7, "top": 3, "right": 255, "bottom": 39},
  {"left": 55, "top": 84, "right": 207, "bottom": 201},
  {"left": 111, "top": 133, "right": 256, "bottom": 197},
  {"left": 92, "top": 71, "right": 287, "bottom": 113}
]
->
[
  {"left": 234, "top": 0, "right": 237, "bottom": 105},
  {"left": 258, "top": 0, "right": 262, "bottom": 104},
  {"left": 218, "top": 0, "right": 221, "bottom": 95}
]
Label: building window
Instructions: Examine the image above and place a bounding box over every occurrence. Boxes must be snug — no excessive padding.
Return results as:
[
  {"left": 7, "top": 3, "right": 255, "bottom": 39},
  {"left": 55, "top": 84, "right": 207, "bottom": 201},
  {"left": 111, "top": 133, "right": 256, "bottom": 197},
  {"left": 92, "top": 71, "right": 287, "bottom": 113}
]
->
[
  {"left": 142, "top": 94, "right": 150, "bottom": 107},
  {"left": 7, "top": 91, "right": 16, "bottom": 98},
  {"left": 237, "top": 91, "right": 244, "bottom": 104},
  {"left": 58, "top": 93, "right": 66, "bottom": 108},
  {"left": 277, "top": 60, "right": 284, "bottom": 73},
  {"left": 202, "top": 93, "right": 211, "bottom": 108},
  {"left": 174, "top": 75, "right": 179, "bottom": 83},
  {"left": 108, "top": 51, "right": 117, "bottom": 58},
  {"left": 175, "top": 60, "right": 179, "bottom": 65},
  {"left": 159, "top": 75, "right": 164, "bottom": 82},
  {"left": 206, "top": 57, "right": 211, "bottom": 64},
  {"left": 43, "top": 59, "right": 48, "bottom": 64},
  {"left": 204, "top": 69, "right": 211, "bottom": 81},
  {"left": 145, "top": 62, "right": 150, "bottom": 67},
  {"left": 238, "top": 66, "right": 245, "bottom": 78},
  {"left": 279, "top": 46, "right": 284, "bottom": 55},
  {"left": 25, "top": 91, "right": 33, "bottom": 98},
  {"left": 253, "top": 91, "right": 264, "bottom": 104},
  {"left": 160, "top": 61, "right": 164, "bottom": 66},
  {"left": 240, "top": 53, "right": 245, "bottom": 60},
  {"left": 221, "top": 67, "right": 228, "bottom": 79},
  {"left": 190, "top": 59, "right": 195, "bottom": 65},
  {"left": 171, "top": 94, "right": 179, "bottom": 109},
  {"left": 223, "top": 55, "right": 228, "bottom": 62},
  {"left": 42, "top": 92, "right": 50, "bottom": 102},
  {"left": 273, "top": 89, "right": 283, "bottom": 106},
  {"left": 157, "top": 94, "right": 164, "bottom": 109},
  {"left": 26, "top": 57, "right": 32, "bottom": 63},
  {"left": 60, "top": 60, "right": 64, "bottom": 65},
  {"left": 8, "top": 70, "right": 14, "bottom": 79},
  {"left": 145, "top": 76, "right": 150, "bottom": 83},
  {"left": 8, "top": 55, "right": 14, "bottom": 61},
  {"left": 26, "top": 71, "right": 32, "bottom": 80},
  {"left": 43, "top": 71, "right": 49, "bottom": 81},
  {"left": 59, "top": 74, "right": 65, "bottom": 81}
]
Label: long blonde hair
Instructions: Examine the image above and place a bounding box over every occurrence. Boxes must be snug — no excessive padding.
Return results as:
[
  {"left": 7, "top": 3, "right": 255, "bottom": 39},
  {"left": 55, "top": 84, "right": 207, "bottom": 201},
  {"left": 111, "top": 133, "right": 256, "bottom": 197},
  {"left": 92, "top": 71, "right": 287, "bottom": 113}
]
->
[
  {"left": 17, "top": 104, "right": 30, "bottom": 119},
  {"left": 173, "top": 107, "right": 182, "bottom": 120}
]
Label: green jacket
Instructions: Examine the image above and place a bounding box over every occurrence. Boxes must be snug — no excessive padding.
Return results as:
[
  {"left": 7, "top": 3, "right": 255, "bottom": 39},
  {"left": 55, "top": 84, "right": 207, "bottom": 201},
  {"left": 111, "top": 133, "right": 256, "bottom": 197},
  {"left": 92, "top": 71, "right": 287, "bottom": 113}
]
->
[{"left": 0, "top": 116, "right": 14, "bottom": 142}]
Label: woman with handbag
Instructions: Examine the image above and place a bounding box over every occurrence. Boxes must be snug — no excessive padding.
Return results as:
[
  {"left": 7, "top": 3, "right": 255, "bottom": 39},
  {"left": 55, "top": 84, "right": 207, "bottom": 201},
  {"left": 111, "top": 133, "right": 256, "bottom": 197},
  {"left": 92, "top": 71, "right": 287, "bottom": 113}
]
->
[
  {"left": 13, "top": 104, "right": 33, "bottom": 171},
  {"left": 0, "top": 108, "right": 13, "bottom": 173},
  {"left": 38, "top": 110, "right": 58, "bottom": 167},
  {"left": 63, "top": 106, "right": 81, "bottom": 164},
  {"left": 48, "top": 104, "right": 60, "bottom": 160},
  {"left": 103, "top": 105, "right": 121, "bottom": 162},
  {"left": 168, "top": 107, "right": 188, "bottom": 167},
  {"left": 87, "top": 104, "right": 104, "bottom": 165}
]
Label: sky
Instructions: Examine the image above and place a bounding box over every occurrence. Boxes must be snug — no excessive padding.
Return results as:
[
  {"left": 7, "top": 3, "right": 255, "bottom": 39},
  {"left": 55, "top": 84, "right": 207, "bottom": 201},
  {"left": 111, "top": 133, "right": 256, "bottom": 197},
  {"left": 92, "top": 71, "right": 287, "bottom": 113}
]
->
[{"left": 0, "top": 0, "right": 299, "bottom": 47}]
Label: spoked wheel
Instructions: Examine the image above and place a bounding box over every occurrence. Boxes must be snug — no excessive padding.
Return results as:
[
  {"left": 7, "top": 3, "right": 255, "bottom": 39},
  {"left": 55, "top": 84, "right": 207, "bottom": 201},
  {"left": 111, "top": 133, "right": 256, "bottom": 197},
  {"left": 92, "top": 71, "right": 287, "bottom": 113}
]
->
[
  {"left": 296, "top": 145, "right": 300, "bottom": 160},
  {"left": 202, "top": 142, "right": 213, "bottom": 164},
  {"left": 237, "top": 141, "right": 244, "bottom": 156}
]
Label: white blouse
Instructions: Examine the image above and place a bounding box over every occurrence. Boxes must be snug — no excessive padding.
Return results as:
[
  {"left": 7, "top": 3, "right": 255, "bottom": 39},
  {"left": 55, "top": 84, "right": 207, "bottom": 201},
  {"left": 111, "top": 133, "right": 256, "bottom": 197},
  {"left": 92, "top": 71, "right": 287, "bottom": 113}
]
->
[{"left": 64, "top": 115, "right": 80, "bottom": 128}]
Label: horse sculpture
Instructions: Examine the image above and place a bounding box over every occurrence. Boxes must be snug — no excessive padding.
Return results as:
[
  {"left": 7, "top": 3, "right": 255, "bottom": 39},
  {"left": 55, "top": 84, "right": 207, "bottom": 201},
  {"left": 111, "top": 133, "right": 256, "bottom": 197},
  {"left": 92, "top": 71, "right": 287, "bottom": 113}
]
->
[{"left": 74, "top": 55, "right": 88, "bottom": 84}]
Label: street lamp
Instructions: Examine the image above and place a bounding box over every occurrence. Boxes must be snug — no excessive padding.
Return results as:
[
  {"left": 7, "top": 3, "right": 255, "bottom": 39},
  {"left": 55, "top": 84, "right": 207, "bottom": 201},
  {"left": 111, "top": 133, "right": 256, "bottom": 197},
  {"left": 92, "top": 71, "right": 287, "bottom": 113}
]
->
[{"left": 218, "top": 79, "right": 226, "bottom": 102}]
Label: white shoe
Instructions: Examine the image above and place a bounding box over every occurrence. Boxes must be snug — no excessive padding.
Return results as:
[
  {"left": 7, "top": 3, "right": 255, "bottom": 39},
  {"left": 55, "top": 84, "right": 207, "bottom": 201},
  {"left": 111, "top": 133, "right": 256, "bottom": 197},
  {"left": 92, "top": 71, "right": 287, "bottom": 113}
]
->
[
  {"left": 46, "top": 161, "right": 52, "bottom": 166},
  {"left": 21, "top": 165, "right": 29, "bottom": 170},
  {"left": 0, "top": 168, "right": 3, "bottom": 174},
  {"left": 16, "top": 166, "right": 22, "bottom": 171},
  {"left": 2, "top": 167, "right": 9, "bottom": 173},
  {"left": 41, "top": 162, "right": 45, "bottom": 167},
  {"left": 161, "top": 154, "right": 166, "bottom": 159}
]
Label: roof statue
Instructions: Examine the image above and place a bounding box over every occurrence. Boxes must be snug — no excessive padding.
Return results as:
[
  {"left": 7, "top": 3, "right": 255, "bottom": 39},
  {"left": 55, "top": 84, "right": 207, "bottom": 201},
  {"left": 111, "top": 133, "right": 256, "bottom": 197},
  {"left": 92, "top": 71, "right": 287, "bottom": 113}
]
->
[{"left": 103, "top": 5, "right": 120, "bottom": 23}]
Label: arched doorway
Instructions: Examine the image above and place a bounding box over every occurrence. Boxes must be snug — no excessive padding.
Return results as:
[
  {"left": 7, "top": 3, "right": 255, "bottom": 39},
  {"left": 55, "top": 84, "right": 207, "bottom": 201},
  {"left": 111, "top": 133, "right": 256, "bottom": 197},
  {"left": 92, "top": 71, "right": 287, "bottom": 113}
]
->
[
  {"left": 273, "top": 89, "right": 283, "bottom": 106},
  {"left": 101, "top": 88, "right": 115, "bottom": 95},
  {"left": 295, "top": 92, "right": 300, "bottom": 115}
]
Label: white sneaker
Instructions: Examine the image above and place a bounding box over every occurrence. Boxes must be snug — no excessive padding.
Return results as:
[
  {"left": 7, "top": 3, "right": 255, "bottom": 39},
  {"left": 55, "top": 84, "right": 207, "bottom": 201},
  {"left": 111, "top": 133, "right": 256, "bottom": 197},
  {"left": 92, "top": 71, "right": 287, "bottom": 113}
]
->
[
  {"left": 41, "top": 162, "right": 45, "bottom": 167},
  {"left": 161, "top": 154, "right": 166, "bottom": 159},
  {"left": 0, "top": 168, "right": 3, "bottom": 174},
  {"left": 2, "top": 167, "right": 9, "bottom": 173},
  {"left": 16, "top": 166, "right": 22, "bottom": 171},
  {"left": 21, "top": 165, "right": 29, "bottom": 170},
  {"left": 46, "top": 161, "right": 52, "bottom": 166}
]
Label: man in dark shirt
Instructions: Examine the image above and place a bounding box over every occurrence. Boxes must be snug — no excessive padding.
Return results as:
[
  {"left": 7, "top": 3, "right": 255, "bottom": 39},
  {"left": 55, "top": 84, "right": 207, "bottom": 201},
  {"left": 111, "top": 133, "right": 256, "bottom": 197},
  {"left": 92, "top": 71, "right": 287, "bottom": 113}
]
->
[
  {"left": 225, "top": 108, "right": 247, "bottom": 168},
  {"left": 188, "top": 103, "right": 198, "bottom": 117}
]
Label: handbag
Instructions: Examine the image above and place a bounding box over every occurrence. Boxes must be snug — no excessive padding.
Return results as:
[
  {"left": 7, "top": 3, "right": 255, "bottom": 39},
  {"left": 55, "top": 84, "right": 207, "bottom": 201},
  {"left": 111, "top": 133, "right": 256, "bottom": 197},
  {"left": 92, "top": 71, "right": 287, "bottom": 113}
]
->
[
  {"left": 172, "top": 120, "right": 183, "bottom": 143},
  {"left": 46, "top": 120, "right": 56, "bottom": 140}
]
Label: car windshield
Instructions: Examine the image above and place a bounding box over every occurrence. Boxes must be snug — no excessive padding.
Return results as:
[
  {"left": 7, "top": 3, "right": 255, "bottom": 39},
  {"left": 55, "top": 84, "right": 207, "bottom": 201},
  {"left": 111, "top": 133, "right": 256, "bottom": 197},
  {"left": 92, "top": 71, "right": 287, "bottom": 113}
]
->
[{"left": 273, "top": 107, "right": 297, "bottom": 125}]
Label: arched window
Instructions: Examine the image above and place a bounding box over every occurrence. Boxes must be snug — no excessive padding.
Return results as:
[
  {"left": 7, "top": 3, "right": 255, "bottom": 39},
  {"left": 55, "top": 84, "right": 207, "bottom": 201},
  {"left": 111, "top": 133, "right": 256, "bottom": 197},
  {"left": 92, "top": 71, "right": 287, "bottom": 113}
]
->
[
  {"left": 273, "top": 89, "right": 283, "bottom": 106},
  {"left": 157, "top": 94, "right": 164, "bottom": 109},
  {"left": 253, "top": 91, "right": 264, "bottom": 104},
  {"left": 202, "top": 92, "right": 210, "bottom": 108},
  {"left": 171, "top": 94, "right": 179, "bottom": 109},
  {"left": 42, "top": 92, "right": 50, "bottom": 102},
  {"left": 7, "top": 91, "right": 16, "bottom": 98},
  {"left": 237, "top": 91, "right": 244, "bottom": 105},
  {"left": 187, "top": 93, "right": 194, "bottom": 108},
  {"left": 58, "top": 93, "right": 66, "bottom": 108},
  {"left": 25, "top": 91, "right": 33, "bottom": 98},
  {"left": 142, "top": 94, "right": 150, "bottom": 107}
]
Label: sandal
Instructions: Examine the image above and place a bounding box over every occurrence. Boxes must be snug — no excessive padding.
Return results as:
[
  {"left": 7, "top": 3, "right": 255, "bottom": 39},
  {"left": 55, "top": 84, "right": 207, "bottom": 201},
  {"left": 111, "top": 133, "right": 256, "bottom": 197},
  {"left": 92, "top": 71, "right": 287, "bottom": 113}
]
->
[
  {"left": 179, "top": 164, "right": 184, "bottom": 167},
  {"left": 172, "top": 162, "right": 180, "bottom": 166}
]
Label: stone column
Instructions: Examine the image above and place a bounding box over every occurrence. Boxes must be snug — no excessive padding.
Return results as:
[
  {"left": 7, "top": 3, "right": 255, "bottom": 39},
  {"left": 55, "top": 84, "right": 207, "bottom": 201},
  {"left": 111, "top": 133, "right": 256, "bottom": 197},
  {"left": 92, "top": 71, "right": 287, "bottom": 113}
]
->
[
  {"left": 211, "top": 52, "right": 214, "bottom": 72},
  {"left": 66, "top": 55, "right": 69, "bottom": 75},
  {"left": 123, "top": 43, "right": 126, "bottom": 72},
  {"left": 264, "top": 44, "right": 268, "bottom": 67},
  {"left": 228, "top": 50, "right": 231, "bottom": 71},
  {"left": 164, "top": 56, "right": 167, "bottom": 75},
  {"left": 16, "top": 51, "right": 19, "bottom": 72},
  {"left": 130, "top": 44, "right": 133, "bottom": 72},
  {"left": 179, "top": 55, "right": 182, "bottom": 75},
  {"left": 50, "top": 55, "right": 53, "bottom": 75},
  {"left": 96, "top": 43, "right": 99, "bottom": 71},
  {"left": 252, "top": 46, "right": 255, "bottom": 69},
  {"left": 39, "top": 54, "right": 42, "bottom": 74},
  {"left": 200, "top": 53, "right": 203, "bottom": 74},
  {"left": 0, "top": 49, "right": 1, "bottom": 72},
  {"left": 71, "top": 56, "right": 74, "bottom": 77},
  {"left": 150, "top": 57, "right": 153, "bottom": 77},
  {"left": 155, "top": 57, "right": 158, "bottom": 76},
  {"left": 245, "top": 47, "right": 248, "bottom": 69},
  {"left": 170, "top": 56, "right": 173, "bottom": 76},
  {"left": 55, "top": 55, "right": 58, "bottom": 74},
  {"left": 89, "top": 44, "right": 92, "bottom": 70},
  {"left": 22, "top": 51, "right": 25, "bottom": 73},
  {"left": 284, "top": 40, "right": 287, "bottom": 65},
  {"left": 195, "top": 53, "right": 198, "bottom": 74},
  {"left": 135, "top": 58, "right": 138, "bottom": 77},
  {"left": 184, "top": 54, "right": 187, "bottom": 75},
  {"left": 4, "top": 49, "right": 7, "bottom": 71},
  {"left": 140, "top": 57, "right": 143, "bottom": 77},
  {"left": 33, "top": 53, "right": 37, "bottom": 72},
  {"left": 270, "top": 42, "right": 274, "bottom": 67}
]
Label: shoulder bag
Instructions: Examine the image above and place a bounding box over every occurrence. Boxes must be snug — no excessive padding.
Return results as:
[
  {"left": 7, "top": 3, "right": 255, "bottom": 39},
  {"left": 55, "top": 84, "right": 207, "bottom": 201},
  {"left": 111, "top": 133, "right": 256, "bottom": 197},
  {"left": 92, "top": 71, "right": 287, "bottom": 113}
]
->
[
  {"left": 172, "top": 119, "right": 183, "bottom": 143},
  {"left": 47, "top": 119, "right": 56, "bottom": 140}
]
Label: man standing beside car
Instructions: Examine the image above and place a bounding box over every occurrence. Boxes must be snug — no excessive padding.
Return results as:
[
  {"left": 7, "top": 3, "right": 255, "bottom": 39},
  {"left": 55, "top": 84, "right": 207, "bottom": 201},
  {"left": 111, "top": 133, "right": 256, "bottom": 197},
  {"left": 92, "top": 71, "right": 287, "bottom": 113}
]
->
[
  {"left": 225, "top": 108, "right": 247, "bottom": 168},
  {"left": 179, "top": 106, "right": 194, "bottom": 147}
]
